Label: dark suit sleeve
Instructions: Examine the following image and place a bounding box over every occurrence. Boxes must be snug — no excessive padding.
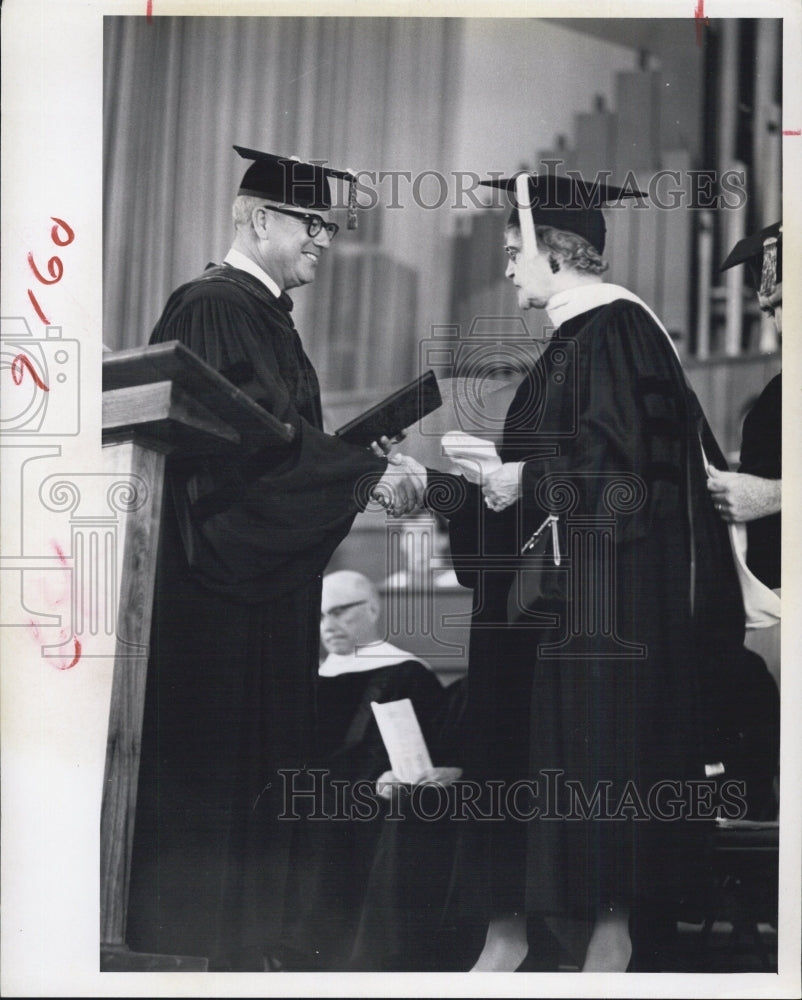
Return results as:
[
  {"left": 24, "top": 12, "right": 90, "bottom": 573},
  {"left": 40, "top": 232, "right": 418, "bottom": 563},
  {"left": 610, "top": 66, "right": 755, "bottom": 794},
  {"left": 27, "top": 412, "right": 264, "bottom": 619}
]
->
[
  {"left": 738, "top": 374, "right": 781, "bottom": 588},
  {"left": 425, "top": 469, "right": 518, "bottom": 590}
]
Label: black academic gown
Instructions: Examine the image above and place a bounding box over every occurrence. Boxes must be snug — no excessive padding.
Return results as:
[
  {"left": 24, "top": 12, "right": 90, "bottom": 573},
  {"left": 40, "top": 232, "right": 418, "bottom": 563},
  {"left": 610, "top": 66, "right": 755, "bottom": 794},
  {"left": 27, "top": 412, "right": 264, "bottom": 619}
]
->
[
  {"left": 126, "top": 265, "right": 386, "bottom": 967},
  {"left": 280, "top": 658, "right": 445, "bottom": 970},
  {"left": 444, "top": 298, "right": 747, "bottom": 922}
]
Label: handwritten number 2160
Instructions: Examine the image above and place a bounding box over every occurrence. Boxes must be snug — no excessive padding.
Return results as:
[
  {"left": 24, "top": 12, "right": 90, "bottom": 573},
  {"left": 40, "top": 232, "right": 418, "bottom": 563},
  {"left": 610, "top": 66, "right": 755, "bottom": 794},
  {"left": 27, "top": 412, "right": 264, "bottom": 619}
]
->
[{"left": 27, "top": 217, "right": 75, "bottom": 325}]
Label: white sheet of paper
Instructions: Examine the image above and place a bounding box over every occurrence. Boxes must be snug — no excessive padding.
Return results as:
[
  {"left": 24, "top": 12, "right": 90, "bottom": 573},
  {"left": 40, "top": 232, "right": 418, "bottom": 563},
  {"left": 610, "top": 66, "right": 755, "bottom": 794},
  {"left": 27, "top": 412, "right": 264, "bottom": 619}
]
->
[
  {"left": 371, "top": 698, "right": 433, "bottom": 783},
  {"left": 441, "top": 429, "right": 502, "bottom": 484}
]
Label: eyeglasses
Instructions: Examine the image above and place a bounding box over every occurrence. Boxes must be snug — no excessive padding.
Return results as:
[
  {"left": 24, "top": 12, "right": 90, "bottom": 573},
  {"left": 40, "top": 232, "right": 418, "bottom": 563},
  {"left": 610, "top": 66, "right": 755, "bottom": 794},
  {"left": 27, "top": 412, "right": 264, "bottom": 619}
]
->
[
  {"left": 261, "top": 205, "right": 339, "bottom": 240},
  {"left": 320, "top": 600, "right": 367, "bottom": 622}
]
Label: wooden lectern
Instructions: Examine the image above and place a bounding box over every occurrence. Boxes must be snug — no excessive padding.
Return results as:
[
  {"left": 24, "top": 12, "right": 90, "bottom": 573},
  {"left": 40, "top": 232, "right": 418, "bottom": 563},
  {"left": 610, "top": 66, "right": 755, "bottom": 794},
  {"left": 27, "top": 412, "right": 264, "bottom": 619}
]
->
[{"left": 100, "top": 342, "right": 294, "bottom": 971}]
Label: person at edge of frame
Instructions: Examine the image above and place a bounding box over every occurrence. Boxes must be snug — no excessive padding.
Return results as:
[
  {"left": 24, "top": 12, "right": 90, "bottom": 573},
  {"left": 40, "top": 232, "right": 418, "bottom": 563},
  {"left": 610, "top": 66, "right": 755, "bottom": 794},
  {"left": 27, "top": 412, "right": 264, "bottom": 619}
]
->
[
  {"left": 125, "top": 146, "right": 428, "bottom": 972},
  {"left": 708, "top": 222, "right": 783, "bottom": 695}
]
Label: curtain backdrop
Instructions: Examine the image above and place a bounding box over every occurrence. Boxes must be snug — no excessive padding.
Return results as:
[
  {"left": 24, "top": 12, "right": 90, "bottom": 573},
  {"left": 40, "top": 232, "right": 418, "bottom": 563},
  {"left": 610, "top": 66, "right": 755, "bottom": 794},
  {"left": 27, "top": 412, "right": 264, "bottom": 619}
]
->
[{"left": 103, "top": 16, "right": 461, "bottom": 406}]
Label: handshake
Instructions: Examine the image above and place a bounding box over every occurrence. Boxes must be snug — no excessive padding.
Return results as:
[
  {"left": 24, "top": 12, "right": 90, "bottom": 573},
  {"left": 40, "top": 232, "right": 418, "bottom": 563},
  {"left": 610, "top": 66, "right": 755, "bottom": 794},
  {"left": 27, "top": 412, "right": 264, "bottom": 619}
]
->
[{"left": 368, "top": 434, "right": 428, "bottom": 517}]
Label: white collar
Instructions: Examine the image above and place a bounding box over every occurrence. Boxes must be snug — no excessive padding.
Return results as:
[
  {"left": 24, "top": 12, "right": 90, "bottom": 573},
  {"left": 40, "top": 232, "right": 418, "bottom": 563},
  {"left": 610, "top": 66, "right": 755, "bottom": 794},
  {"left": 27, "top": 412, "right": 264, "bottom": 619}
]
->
[
  {"left": 223, "top": 248, "right": 282, "bottom": 298},
  {"left": 319, "top": 640, "right": 430, "bottom": 678},
  {"left": 545, "top": 282, "right": 680, "bottom": 359}
]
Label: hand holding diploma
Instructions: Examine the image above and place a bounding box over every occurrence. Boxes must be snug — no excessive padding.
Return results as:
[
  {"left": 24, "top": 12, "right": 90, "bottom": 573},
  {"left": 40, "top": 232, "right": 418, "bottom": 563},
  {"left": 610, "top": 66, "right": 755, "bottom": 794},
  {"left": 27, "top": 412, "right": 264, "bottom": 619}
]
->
[
  {"left": 440, "top": 430, "right": 521, "bottom": 511},
  {"left": 441, "top": 430, "right": 501, "bottom": 484},
  {"left": 369, "top": 432, "right": 407, "bottom": 457}
]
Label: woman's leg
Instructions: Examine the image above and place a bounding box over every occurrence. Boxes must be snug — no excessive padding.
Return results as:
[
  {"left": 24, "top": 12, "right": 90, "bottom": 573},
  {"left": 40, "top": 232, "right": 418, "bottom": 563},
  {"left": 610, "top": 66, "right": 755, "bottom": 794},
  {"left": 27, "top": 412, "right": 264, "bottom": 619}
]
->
[
  {"left": 470, "top": 913, "right": 529, "bottom": 971},
  {"left": 581, "top": 903, "right": 632, "bottom": 972}
]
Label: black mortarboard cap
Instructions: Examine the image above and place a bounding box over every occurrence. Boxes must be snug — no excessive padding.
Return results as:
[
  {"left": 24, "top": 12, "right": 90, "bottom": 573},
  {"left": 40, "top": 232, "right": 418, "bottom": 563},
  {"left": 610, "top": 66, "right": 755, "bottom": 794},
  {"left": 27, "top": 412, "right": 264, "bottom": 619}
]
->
[
  {"left": 480, "top": 172, "right": 646, "bottom": 253},
  {"left": 720, "top": 221, "right": 782, "bottom": 292},
  {"left": 233, "top": 145, "right": 358, "bottom": 228}
]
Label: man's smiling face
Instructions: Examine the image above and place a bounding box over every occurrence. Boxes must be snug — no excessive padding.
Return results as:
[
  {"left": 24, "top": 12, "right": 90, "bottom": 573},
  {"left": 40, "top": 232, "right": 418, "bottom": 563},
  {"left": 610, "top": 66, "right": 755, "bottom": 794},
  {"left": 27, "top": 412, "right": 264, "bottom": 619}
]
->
[{"left": 257, "top": 203, "right": 333, "bottom": 291}]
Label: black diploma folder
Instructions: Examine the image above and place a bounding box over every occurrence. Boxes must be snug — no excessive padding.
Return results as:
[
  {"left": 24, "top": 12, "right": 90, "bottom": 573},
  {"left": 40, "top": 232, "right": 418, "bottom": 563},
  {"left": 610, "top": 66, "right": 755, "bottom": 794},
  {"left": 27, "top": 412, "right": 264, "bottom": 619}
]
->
[{"left": 335, "top": 370, "right": 442, "bottom": 448}]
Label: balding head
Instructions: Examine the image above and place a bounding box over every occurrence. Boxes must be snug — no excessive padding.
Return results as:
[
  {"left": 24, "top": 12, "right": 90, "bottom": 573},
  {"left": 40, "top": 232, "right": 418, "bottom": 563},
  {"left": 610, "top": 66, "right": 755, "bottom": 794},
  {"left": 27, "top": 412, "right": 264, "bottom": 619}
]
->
[{"left": 320, "top": 571, "right": 381, "bottom": 654}]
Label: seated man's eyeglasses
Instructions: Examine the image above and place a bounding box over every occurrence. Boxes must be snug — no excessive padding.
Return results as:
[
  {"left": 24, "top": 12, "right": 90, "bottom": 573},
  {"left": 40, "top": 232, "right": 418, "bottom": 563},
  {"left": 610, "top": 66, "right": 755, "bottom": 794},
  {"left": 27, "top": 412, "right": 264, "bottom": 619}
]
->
[
  {"left": 262, "top": 205, "right": 340, "bottom": 240},
  {"left": 320, "top": 600, "right": 367, "bottom": 622}
]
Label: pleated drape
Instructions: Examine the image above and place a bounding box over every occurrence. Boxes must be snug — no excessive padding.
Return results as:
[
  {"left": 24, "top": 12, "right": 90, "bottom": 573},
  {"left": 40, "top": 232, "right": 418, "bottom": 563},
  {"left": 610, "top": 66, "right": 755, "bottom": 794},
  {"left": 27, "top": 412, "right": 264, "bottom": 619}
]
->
[{"left": 103, "top": 16, "right": 461, "bottom": 404}]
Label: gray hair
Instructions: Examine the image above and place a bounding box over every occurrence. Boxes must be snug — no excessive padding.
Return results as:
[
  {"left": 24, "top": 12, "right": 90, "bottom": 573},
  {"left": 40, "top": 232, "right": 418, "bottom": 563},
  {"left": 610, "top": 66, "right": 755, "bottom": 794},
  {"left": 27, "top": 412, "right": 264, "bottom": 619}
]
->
[
  {"left": 507, "top": 221, "right": 609, "bottom": 275},
  {"left": 232, "top": 194, "right": 265, "bottom": 229}
]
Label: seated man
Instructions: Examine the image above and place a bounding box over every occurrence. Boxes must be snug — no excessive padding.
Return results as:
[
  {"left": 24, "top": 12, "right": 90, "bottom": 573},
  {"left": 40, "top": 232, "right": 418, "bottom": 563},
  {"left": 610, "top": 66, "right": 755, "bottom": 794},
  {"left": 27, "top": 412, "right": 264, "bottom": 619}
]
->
[
  {"left": 314, "top": 570, "right": 446, "bottom": 775},
  {"left": 280, "top": 570, "right": 448, "bottom": 970},
  {"left": 705, "top": 222, "right": 783, "bottom": 823}
]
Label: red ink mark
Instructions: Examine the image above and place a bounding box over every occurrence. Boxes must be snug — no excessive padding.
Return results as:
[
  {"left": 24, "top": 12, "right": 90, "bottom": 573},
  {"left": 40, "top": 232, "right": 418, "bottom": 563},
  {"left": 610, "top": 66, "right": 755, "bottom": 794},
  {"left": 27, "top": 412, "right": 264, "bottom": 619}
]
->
[
  {"left": 26, "top": 216, "right": 74, "bottom": 324},
  {"left": 27, "top": 250, "right": 64, "bottom": 286},
  {"left": 27, "top": 288, "right": 51, "bottom": 324},
  {"left": 146, "top": 1, "right": 153, "bottom": 23},
  {"left": 52, "top": 540, "right": 68, "bottom": 566},
  {"left": 694, "top": 1, "right": 709, "bottom": 46},
  {"left": 50, "top": 217, "right": 75, "bottom": 247},
  {"left": 782, "top": 129, "right": 801, "bottom": 135},
  {"left": 11, "top": 353, "right": 50, "bottom": 391},
  {"left": 58, "top": 638, "right": 82, "bottom": 670}
]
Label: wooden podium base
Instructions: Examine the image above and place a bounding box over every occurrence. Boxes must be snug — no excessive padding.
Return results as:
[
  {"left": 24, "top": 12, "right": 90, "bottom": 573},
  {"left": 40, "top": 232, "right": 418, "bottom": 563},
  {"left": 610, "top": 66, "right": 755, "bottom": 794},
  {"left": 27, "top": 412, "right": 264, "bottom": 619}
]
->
[{"left": 100, "top": 342, "right": 296, "bottom": 966}]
